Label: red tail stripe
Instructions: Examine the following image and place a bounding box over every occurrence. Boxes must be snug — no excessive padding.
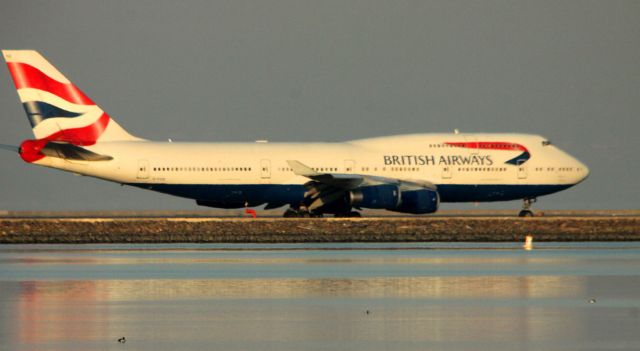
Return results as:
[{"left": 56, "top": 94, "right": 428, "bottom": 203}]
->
[
  {"left": 46, "top": 113, "right": 111, "bottom": 146},
  {"left": 7, "top": 62, "right": 95, "bottom": 105},
  {"left": 20, "top": 113, "right": 111, "bottom": 163},
  {"left": 19, "top": 113, "right": 111, "bottom": 163},
  {"left": 445, "top": 141, "right": 528, "bottom": 152}
]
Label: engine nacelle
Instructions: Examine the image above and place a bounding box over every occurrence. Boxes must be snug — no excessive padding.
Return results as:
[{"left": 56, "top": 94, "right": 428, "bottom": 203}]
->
[
  {"left": 349, "top": 185, "right": 401, "bottom": 209},
  {"left": 349, "top": 185, "right": 439, "bottom": 214},
  {"left": 392, "top": 188, "right": 439, "bottom": 214}
]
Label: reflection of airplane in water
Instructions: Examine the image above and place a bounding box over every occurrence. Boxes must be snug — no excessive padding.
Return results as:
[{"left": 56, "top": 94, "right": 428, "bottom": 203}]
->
[
  {"left": 15, "top": 281, "right": 108, "bottom": 345},
  {"left": 8, "top": 276, "right": 587, "bottom": 347},
  {"left": 2, "top": 50, "right": 588, "bottom": 217}
]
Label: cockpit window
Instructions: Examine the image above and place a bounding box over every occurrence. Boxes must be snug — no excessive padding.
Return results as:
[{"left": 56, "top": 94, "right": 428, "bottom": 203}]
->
[{"left": 542, "top": 140, "right": 552, "bottom": 146}]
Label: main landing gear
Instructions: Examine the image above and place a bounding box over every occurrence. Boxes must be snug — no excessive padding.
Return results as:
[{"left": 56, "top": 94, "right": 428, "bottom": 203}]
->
[
  {"left": 282, "top": 206, "right": 323, "bottom": 218},
  {"left": 282, "top": 207, "right": 361, "bottom": 218},
  {"left": 518, "top": 198, "right": 536, "bottom": 217}
]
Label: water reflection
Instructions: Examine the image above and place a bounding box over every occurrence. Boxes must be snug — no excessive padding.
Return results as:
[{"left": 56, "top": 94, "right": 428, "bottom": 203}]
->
[
  {"left": 1, "top": 244, "right": 640, "bottom": 350},
  {"left": 16, "top": 281, "right": 109, "bottom": 346},
  {"left": 22, "top": 276, "right": 588, "bottom": 300}
]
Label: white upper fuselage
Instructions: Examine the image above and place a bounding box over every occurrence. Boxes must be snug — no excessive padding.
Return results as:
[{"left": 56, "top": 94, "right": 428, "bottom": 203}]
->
[{"left": 35, "top": 133, "right": 589, "bottom": 194}]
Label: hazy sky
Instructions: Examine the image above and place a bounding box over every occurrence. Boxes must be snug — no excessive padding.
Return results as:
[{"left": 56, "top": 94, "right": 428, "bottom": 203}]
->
[{"left": 0, "top": 0, "right": 638, "bottom": 211}]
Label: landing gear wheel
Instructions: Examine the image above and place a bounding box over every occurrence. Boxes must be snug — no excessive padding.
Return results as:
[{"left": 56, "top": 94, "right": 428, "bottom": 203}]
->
[
  {"left": 283, "top": 208, "right": 299, "bottom": 218},
  {"left": 283, "top": 207, "right": 321, "bottom": 218},
  {"left": 518, "top": 198, "right": 537, "bottom": 217},
  {"left": 518, "top": 210, "right": 534, "bottom": 217}
]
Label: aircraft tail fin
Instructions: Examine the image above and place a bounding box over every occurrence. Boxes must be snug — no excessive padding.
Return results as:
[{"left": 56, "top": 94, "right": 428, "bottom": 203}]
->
[{"left": 2, "top": 50, "right": 142, "bottom": 145}]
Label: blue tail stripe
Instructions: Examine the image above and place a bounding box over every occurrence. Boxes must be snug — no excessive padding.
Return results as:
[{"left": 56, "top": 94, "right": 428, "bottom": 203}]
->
[{"left": 22, "top": 101, "right": 83, "bottom": 127}]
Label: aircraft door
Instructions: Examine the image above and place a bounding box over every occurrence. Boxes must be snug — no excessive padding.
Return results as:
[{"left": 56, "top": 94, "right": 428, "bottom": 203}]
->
[
  {"left": 137, "top": 160, "right": 149, "bottom": 179},
  {"left": 344, "top": 159, "right": 355, "bottom": 173},
  {"left": 517, "top": 160, "right": 528, "bottom": 179},
  {"left": 260, "top": 159, "right": 271, "bottom": 179},
  {"left": 441, "top": 166, "right": 452, "bottom": 179}
]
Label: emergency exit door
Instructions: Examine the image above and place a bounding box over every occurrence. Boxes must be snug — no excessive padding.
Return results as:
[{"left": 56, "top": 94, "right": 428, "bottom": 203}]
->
[
  {"left": 137, "top": 160, "right": 149, "bottom": 179},
  {"left": 441, "top": 166, "right": 452, "bottom": 179},
  {"left": 344, "top": 159, "right": 355, "bottom": 172},
  {"left": 517, "top": 160, "right": 528, "bottom": 179},
  {"left": 260, "top": 159, "right": 271, "bottom": 179}
]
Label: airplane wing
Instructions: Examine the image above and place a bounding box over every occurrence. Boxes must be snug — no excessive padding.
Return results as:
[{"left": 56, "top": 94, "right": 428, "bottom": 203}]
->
[
  {"left": 287, "top": 160, "right": 436, "bottom": 191},
  {"left": 287, "top": 160, "right": 364, "bottom": 189},
  {"left": 286, "top": 160, "right": 437, "bottom": 211}
]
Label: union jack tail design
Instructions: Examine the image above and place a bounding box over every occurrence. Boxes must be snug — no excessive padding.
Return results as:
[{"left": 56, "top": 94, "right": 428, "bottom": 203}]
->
[{"left": 3, "top": 50, "right": 140, "bottom": 146}]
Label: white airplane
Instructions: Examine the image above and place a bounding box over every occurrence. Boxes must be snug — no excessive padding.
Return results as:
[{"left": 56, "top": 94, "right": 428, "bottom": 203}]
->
[{"left": 1, "top": 50, "right": 589, "bottom": 217}]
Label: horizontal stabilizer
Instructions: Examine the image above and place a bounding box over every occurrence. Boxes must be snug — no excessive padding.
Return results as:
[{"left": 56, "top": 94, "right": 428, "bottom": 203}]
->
[{"left": 39, "top": 141, "right": 113, "bottom": 161}]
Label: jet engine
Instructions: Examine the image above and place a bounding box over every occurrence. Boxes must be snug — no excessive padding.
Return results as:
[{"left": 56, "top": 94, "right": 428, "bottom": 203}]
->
[
  {"left": 348, "top": 185, "right": 439, "bottom": 214},
  {"left": 349, "top": 184, "right": 401, "bottom": 209},
  {"left": 391, "top": 188, "right": 439, "bottom": 214}
]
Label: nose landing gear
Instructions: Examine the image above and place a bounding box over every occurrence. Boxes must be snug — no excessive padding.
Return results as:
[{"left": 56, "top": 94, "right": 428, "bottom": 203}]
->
[{"left": 518, "top": 198, "right": 536, "bottom": 217}]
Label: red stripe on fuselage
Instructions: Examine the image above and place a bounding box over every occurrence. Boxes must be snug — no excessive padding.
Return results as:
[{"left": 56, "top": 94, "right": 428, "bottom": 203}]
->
[
  {"left": 445, "top": 141, "right": 528, "bottom": 152},
  {"left": 19, "top": 113, "right": 110, "bottom": 163},
  {"left": 6, "top": 62, "right": 95, "bottom": 105}
]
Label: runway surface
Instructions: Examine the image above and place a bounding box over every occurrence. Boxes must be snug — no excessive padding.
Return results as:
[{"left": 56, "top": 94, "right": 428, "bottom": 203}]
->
[
  {"left": 1, "top": 213, "right": 638, "bottom": 243},
  {"left": 1, "top": 209, "right": 639, "bottom": 219}
]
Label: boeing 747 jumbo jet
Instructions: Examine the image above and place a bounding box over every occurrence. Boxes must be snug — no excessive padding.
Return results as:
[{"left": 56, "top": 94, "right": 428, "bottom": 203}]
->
[{"left": 1, "top": 50, "right": 589, "bottom": 217}]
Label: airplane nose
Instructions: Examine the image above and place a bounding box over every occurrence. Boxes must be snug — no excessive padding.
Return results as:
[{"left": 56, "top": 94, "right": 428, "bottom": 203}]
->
[
  {"left": 576, "top": 161, "right": 589, "bottom": 183},
  {"left": 582, "top": 165, "right": 590, "bottom": 180}
]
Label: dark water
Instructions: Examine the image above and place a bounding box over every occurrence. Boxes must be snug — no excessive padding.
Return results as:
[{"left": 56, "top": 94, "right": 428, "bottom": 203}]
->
[{"left": 1, "top": 243, "right": 639, "bottom": 351}]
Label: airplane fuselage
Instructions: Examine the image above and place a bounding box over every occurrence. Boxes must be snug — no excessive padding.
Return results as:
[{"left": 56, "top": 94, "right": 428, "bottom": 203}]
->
[{"left": 32, "top": 133, "right": 589, "bottom": 211}]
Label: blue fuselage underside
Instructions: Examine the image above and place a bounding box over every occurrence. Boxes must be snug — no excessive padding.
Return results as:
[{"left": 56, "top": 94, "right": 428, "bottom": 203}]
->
[{"left": 128, "top": 183, "right": 574, "bottom": 207}]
